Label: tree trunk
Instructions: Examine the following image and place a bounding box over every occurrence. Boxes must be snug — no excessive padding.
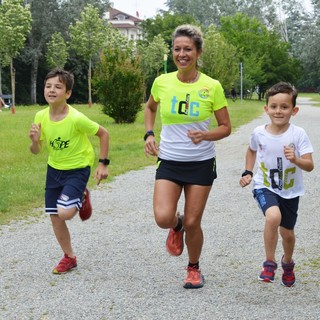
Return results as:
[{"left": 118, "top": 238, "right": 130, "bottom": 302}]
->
[
  {"left": 88, "top": 58, "right": 92, "bottom": 107},
  {"left": 30, "top": 59, "right": 38, "bottom": 105},
  {"left": 10, "top": 59, "right": 16, "bottom": 114}
]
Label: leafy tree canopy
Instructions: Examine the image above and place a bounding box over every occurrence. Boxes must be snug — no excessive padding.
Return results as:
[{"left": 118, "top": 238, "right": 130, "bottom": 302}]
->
[
  {"left": 138, "top": 34, "right": 170, "bottom": 77},
  {"left": 0, "top": 0, "right": 32, "bottom": 59},
  {"left": 165, "top": 0, "right": 277, "bottom": 28},
  {"left": 220, "top": 13, "right": 300, "bottom": 95},
  {"left": 141, "top": 12, "right": 196, "bottom": 45},
  {"left": 46, "top": 32, "right": 68, "bottom": 68},
  {"left": 201, "top": 25, "right": 238, "bottom": 91}
]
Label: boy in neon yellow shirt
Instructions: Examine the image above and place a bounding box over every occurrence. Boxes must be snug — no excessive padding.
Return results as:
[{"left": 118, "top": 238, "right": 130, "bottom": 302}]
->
[{"left": 29, "top": 68, "right": 110, "bottom": 274}]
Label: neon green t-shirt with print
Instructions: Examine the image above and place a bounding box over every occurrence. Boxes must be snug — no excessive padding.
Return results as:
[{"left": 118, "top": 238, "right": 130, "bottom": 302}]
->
[
  {"left": 151, "top": 71, "right": 227, "bottom": 161},
  {"left": 34, "top": 105, "right": 99, "bottom": 170}
]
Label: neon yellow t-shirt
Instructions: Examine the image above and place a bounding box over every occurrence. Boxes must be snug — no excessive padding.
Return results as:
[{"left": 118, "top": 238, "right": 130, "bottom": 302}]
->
[
  {"left": 151, "top": 71, "right": 228, "bottom": 161},
  {"left": 34, "top": 105, "right": 99, "bottom": 170}
]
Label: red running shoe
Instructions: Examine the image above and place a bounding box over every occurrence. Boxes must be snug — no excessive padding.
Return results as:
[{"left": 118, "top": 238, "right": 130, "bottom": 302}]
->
[
  {"left": 281, "top": 256, "right": 295, "bottom": 287},
  {"left": 79, "top": 188, "right": 92, "bottom": 221},
  {"left": 52, "top": 254, "right": 77, "bottom": 274},
  {"left": 183, "top": 266, "right": 204, "bottom": 289},
  {"left": 166, "top": 214, "right": 184, "bottom": 256},
  {"left": 258, "top": 260, "right": 277, "bottom": 282}
]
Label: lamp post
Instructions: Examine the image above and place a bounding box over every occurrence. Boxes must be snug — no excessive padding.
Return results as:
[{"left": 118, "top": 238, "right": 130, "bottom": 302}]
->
[{"left": 163, "top": 54, "right": 168, "bottom": 74}]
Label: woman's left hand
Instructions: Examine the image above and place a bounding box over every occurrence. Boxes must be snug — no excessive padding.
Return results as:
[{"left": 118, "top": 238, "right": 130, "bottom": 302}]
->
[{"left": 187, "top": 130, "right": 204, "bottom": 144}]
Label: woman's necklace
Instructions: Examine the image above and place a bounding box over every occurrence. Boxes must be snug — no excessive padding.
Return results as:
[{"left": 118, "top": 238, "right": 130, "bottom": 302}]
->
[{"left": 177, "top": 71, "right": 199, "bottom": 83}]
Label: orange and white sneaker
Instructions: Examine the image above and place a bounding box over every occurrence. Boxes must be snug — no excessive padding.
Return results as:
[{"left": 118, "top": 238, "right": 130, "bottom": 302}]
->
[
  {"left": 52, "top": 254, "right": 77, "bottom": 274},
  {"left": 79, "top": 188, "right": 92, "bottom": 221},
  {"left": 166, "top": 214, "right": 184, "bottom": 256},
  {"left": 183, "top": 266, "right": 204, "bottom": 289}
]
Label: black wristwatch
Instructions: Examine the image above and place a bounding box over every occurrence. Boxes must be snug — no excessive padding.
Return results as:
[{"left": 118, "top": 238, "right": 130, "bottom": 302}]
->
[
  {"left": 144, "top": 130, "right": 154, "bottom": 141},
  {"left": 241, "top": 170, "right": 253, "bottom": 177},
  {"left": 99, "top": 158, "right": 110, "bottom": 165}
]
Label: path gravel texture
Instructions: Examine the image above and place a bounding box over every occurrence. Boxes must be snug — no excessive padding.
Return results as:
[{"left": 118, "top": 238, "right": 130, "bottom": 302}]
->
[{"left": 0, "top": 98, "right": 319, "bottom": 320}]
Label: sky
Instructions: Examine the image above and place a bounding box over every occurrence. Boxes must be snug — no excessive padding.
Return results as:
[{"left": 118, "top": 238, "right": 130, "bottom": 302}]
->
[{"left": 110, "top": 0, "right": 168, "bottom": 19}]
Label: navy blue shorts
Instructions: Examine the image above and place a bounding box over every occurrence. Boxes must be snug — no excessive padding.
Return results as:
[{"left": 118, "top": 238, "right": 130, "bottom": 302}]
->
[
  {"left": 45, "top": 165, "right": 90, "bottom": 214},
  {"left": 253, "top": 188, "right": 299, "bottom": 230},
  {"left": 155, "top": 157, "right": 217, "bottom": 186}
]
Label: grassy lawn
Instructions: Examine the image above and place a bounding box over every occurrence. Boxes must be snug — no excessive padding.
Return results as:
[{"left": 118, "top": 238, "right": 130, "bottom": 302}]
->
[{"left": 0, "top": 94, "right": 318, "bottom": 225}]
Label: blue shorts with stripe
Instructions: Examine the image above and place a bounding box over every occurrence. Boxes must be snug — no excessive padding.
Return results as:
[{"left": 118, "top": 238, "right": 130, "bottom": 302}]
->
[
  {"left": 253, "top": 188, "right": 299, "bottom": 230},
  {"left": 45, "top": 165, "right": 90, "bottom": 214}
]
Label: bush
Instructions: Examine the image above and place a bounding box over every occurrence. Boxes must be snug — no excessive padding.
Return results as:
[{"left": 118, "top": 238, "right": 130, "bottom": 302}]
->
[{"left": 93, "top": 48, "right": 145, "bottom": 123}]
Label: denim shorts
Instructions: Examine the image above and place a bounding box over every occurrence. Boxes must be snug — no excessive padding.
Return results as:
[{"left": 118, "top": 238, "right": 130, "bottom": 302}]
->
[
  {"left": 253, "top": 188, "right": 299, "bottom": 230},
  {"left": 45, "top": 165, "right": 90, "bottom": 214},
  {"left": 155, "top": 157, "right": 216, "bottom": 186}
]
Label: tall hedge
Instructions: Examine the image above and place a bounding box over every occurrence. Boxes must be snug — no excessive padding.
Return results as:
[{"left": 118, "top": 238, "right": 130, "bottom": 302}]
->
[{"left": 93, "top": 48, "right": 145, "bottom": 124}]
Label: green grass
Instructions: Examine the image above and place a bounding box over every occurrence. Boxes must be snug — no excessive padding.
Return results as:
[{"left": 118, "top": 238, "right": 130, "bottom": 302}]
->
[
  {"left": 0, "top": 94, "right": 318, "bottom": 225},
  {"left": 299, "top": 92, "right": 320, "bottom": 103}
]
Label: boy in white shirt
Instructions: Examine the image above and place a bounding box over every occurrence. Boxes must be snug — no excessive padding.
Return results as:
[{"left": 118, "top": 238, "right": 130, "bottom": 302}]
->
[{"left": 239, "top": 82, "right": 314, "bottom": 287}]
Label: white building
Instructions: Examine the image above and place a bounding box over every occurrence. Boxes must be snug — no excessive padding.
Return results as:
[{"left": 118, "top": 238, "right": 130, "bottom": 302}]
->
[{"left": 104, "top": 7, "right": 143, "bottom": 41}]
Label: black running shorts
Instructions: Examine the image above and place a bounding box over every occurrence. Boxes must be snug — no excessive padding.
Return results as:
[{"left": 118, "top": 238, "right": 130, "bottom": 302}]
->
[{"left": 155, "top": 157, "right": 216, "bottom": 186}]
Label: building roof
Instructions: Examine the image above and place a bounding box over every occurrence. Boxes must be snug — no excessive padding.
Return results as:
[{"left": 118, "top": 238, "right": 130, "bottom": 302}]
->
[
  {"left": 108, "top": 8, "right": 143, "bottom": 23},
  {"left": 105, "top": 7, "right": 143, "bottom": 40}
]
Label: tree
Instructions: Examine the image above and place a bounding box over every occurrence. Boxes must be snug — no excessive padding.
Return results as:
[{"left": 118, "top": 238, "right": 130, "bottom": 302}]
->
[
  {"left": 261, "top": 31, "right": 301, "bottom": 89},
  {"left": 282, "top": 0, "right": 320, "bottom": 90},
  {"left": 94, "top": 48, "right": 145, "bottom": 123},
  {"left": 220, "top": 13, "right": 300, "bottom": 98},
  {"left": 104, "top": 23, "right": 133, "bottom": 51},
  {"left": 20, "top": 0, "right": 61, "bottom": 105},
  {"left": 165, "top": 0, "right": 277, "bottom": 28},
  {"left": 299, "top": 10, "right": 320, "bottom": 90},
  {"left": 59, "top": 0, "right": 110, "bottom": 23},
  {"left": 139, "top": 34, "right": 170, "bottom": 77},
  {"left": 201, "top": 25, "right": 238, "bottom": 92},
  {"left": 0, "top": 40, "right": 11, "bottom": 97},
  {"left": 165, "top": 0, "right": 221, "bottom": 27},
  {"left": 46, "top": 32, "right": 68, "bottom": 69},
  {"left": 69, "top": 4, "right": 106, "bottom": 107},
  {"left": 141, "top": 12, "right": 196, "bottom": 45},
  {"left": 0, "top": 2, "right": 11, "bottom": 96},
  {"left": 219, "top": 14, "right": 268, "bottom": 94},
  {"left": 138, "top": 34, "right": 170, "bottom": 100},
  {"left": 0, "top": 0, "right": 32, "bottom": 112}
]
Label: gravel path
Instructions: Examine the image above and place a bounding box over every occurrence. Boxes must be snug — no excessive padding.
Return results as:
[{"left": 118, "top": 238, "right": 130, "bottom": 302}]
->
[{"left": 0, "top": 98, "right": 319, "bottom": 320}]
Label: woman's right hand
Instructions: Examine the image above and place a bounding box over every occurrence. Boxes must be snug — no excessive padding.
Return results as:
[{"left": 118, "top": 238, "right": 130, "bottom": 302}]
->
[{"left": 144, "top": 136, "right": 159, "bottom": 157}]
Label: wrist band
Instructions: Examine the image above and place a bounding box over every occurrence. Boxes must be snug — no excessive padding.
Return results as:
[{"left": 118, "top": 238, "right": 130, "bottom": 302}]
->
[
  {"left": 144, "top": 130, "right": 154, "bottom": 141},
  {"left": 241, "top": 170, "right": 253, "bottom": 177}
]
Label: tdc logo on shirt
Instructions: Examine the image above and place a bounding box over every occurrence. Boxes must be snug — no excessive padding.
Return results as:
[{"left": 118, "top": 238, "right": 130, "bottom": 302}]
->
[
  {"left": 50, "top": 137, "right": 70, "bottom": 150},
  {"left": 171, "top": 94, "right": 200, "bottom": 116}
]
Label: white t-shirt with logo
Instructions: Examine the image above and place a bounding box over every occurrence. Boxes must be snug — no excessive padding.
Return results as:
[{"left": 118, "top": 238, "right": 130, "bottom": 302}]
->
[{"left": 250, "top": 124, "right": 313, "bottom": 199}]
